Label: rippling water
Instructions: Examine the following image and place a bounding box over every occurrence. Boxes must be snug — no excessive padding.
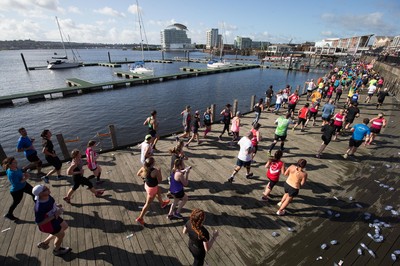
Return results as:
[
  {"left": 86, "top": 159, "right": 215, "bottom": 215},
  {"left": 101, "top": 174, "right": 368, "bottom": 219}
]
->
[{"left": 0, "top": 49, "right": 321, "bottom": 162}]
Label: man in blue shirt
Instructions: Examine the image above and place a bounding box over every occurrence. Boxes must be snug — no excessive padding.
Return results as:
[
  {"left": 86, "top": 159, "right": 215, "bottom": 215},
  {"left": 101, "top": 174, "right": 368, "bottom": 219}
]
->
[
  {"left": 343, "top": 118, "right": 370, "bottom": 159},
  {"left": 321, "top": 100, "right": 335, "bottom": 125},
  {"left": 16, "top": 127, "right": 44, "bottom": 175}
]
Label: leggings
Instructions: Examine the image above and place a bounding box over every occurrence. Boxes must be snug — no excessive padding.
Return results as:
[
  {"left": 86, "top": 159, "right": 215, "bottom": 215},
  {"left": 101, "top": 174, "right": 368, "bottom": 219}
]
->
[
  {"left": 8, "top": 183, "right": 35, "bottom": 215},
  {"left": 220, "top": 122, "right": 230, "bottom": 136},
  {"left": 189, "top": 246, "right": 206, "bottom": 266}
]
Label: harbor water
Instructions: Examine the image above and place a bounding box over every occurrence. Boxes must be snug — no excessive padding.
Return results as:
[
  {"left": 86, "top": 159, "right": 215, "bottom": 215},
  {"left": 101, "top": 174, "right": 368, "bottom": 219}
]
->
[{"left": 0, "top": 49, "right": 321, "bottom": 162}]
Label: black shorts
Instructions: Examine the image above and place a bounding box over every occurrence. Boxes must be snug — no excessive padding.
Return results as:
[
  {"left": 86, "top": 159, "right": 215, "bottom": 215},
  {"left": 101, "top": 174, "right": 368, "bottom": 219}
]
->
[
  {"left": 370, "top": 127, "right": 381, "bottom": 134},
  {"left": 45, "top": 155, "right": 62, "bottom": 170},
  {"left": 345, "top": 117, "right": 355, "bottom": 124},
  {"left": 236, "top": 158, "right": 251, "bottom": 168},
  {"left": 349, "top": 137, "right": 363, "bottom": 148},
  {"left": 284, "top": 182, "right": 299, "bottom": 197},
  {"left": 148, "top": 129, "right": 157, "bottom": 137},
  {"left": 322, "top": 115, "right": 331, "bottom": 121},
  {"left": 72, "top": 175, "right": 93, "bottom": 190},
  {"left": 192, "top": 127, "right": 199, "bottom": 134},
  {"left": 308, "top": 111, "right": 317, "bottom": 119},
  {"left": 171, "top": 189, "right": 185, "bottom": 199},
  {"left": 253, "top": 144, "right": 258, "bottom": 154},
  {"left": 334, "top": 125, "right": 342, "bottom": 132},
  {"left": 184, "top": 125, "right": 191, "bottom": 133},
  {"left": 287, "top": 103, "right": 296, "bottom": 112},
  {"left": 267, "top": 179, "right": 278, "bottom": 189},
  {"left": 27, "top": 152, "right": 41, "bottom": 163},
  {"left": 321, "top": 135, "right": 331, "bottom": 145},
  {"left": 298, "top": 118, "right": 307, "bottom": 125},
  {"left": 274, "top": 134, "right": 286, "bottom": 141}
]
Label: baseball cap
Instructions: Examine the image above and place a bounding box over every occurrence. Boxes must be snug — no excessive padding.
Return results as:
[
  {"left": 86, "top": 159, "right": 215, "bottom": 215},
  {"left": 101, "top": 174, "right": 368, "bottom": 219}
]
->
[
  {"left": 145, "top": 134, "right": 152, "bottom": 140},
  {"left": 32, "top": 184, "right": 46, "bottom": 201}
]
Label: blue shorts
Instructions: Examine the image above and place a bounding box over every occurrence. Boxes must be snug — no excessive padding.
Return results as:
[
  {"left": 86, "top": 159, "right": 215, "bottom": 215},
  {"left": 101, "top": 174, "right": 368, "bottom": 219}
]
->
[{"left": 236, "top": 158, "right": 251, "bottom": 168}]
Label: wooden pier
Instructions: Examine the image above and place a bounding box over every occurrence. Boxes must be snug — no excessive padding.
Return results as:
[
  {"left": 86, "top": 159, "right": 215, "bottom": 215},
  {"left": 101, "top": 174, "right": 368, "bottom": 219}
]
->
[
  {"left": 0, "top": 64, "right": 259, "bottom": 108},
  {"left": 0, "top": 94, "right": 398, "bottom": 265}
]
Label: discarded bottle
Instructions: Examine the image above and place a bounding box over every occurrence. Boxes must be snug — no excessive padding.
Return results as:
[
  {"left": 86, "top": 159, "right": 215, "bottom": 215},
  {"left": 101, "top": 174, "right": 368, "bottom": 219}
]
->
[
  {"left": 368, "top": 249, "right": 376, "bottom": 258},
  {"left": 357, "top": 248, "right": 363, "bottom": 255},
  {"left": 320, "top": 243, "right": 328, "bottom": 250},
  {"left": 271, "top": 231, "right": 279, "bottom": 237},
  {"left": 330, "top": 240, "right": 338, "bottom": 245}
]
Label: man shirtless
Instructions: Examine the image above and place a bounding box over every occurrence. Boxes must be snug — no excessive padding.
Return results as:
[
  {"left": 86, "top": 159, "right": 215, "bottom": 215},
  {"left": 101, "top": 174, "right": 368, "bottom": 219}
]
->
[{"left": 276, "top": 159, "right": 307, "bottom": 215}]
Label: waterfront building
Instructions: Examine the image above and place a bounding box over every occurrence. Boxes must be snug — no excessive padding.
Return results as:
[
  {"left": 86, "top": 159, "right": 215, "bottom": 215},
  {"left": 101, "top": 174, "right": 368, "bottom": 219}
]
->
[
  {"left": 388, "top": 35, "right": 400, "bottom": 53},
  {"left": 206, "top": 28, "right": 220, "bottom": 50},
  {"left": 234, "top": 36, "right": 252, "bottom": 49},
  {"left": 309, "top": 34, "right": 374, "bottom": 56},
  {"left": 373, "top": 36, "right": 394, "bottom": 49},
  {"left": 266, "top": 44, "right": 293, "bottom": 55},
  {"left": 251, "top": 41, "right": 270, "bottom": 50},
  {"left": 160, "top": 23, "right": 196, "bottom": 51}
]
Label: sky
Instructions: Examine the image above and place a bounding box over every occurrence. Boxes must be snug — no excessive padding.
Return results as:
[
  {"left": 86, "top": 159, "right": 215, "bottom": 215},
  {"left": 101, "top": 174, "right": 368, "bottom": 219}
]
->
[{"left": 0, "top": 0, "right": 399, "bottom": 45}]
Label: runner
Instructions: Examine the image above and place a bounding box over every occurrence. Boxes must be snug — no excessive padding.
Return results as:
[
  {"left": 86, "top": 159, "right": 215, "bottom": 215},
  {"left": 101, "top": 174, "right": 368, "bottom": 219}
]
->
[
  {"left": 41, "top": 129, "right": 63, "bottom": 183},
  {"left": 333, "top": 84, "right": 343, "bottom": 104},
  {"left": 343, "top": 102, "right": 360, "bottom": 130},
  {"left": 311, "top": 89, "right": 322, "bottom": 104},
  {"left": 252, "top": 98, "right": 264, "bottom": 125},
  {"left": 177, "top": 105, "right": 192, "bottom": 140},
  {"left": 231, "top": 111, "right": 241, "bottom": 142},
  {"left": 33, "top": 185, "right": 71, "bottom": 256},
  {"left": 306, "top": 79, "right": 316, "bottom": 101},
  {"left": 321, "top": 100, "right": 335, "bottom": 126},
  {"left": 143, "top": 110, "right": 159, "bottom": 150},
  {"left": 292, "top": 103, "right": 309, "bottom": 132},
  {"left": 343, "top": 118, "right": 371, "bottom": 159},
  {"left": 268, "top": 113, "right": 292, "bottom": 156},
  {"left": 139, "top": 134, "right": 153, "bottom": 164},
  {"left": 167, "top": 158, "right": 190, "bottom": 219},
  {"left": 276, "top": 159, "right": 307, "bottom": 216},
  {"left": 16, "top": 127, "right": 44, "bottom": 176},
  {"left": 272, "top": 91, "right": 283, "bottom": 114},
  {"left": 265, "top": 85, "right": 274, "bottom": 111},
  {"left": 186, "top": 110, "right": 201, "bottom": 147},
  {"left": 287, "top": 90, "right": 300, "bottom": 118},
  {"left": 332, "top": 109, "right": 346, "bottom": 141},
  {"left": 261, "top": 150, "right": 285, "bottom": 201},
  {"left": 63, "top": 149, "right": 105, "bottom": 204},
  {"left": 376, "top": 88, "right": 389, "bottom": 109},
  {"left": 86, "top": 140, "right": 103, "bottom": 185},
  {"left": 183, "top": 209, "right": 219, "bottom": 266},
  {"left": 203, "top": 107, "right": 213, "bottom": 138},
  {"left": 316, "top": 119, "right": 336, "bottom": 158},
  {"left": 250, "top": 123, "right": 262, "bottom": 162},
  {"left": 227, "top": 131, "right": 254, "bottom": 183},
  {"left": 364, "top": 82, "right": 377, "bottom": 103},
  {"left": 304, "top": 100, "right": 320, "bottom": 127},
  {"left": 281, "top": 85, "right": 290, "bottom": 109},
  {"left": 135, "top": 157, "right": 170, "bottom": 225},
  {"left": 365, "top": 113, "right": 386, "bottom": 145},
  {"left": 219, "top": 104, "right": 233, "bottom": 140}
]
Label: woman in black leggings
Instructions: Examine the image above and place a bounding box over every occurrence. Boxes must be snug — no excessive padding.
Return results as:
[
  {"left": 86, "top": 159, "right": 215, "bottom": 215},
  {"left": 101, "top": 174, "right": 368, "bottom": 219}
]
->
[
  {"left": 218, "top": 104, "right": 233, "bottom": 140},
  {"left": 2, "top": 157, "right": 35, "bottom": 221}
]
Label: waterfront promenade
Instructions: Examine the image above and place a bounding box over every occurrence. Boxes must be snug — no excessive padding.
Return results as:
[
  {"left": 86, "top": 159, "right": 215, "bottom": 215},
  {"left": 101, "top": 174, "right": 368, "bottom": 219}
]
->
[{"left": 0, "top": 95, "right": 398, "bottom": 265}]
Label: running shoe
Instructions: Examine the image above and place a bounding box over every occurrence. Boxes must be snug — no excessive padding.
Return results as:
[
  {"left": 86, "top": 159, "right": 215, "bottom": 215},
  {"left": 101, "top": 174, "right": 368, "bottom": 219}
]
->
[
  {"left": 41, "top": 176, "right": 49, "bottom": 184},
  {"left": 53, "top": 247, "right": 72, "bottom": 256},
  {"left": 315, "top": 154, "right": 320, "bottom": 158},
  {"left": 167, "top": 214, "right": 174, "bottom": 220},
  {"left": 56, "top": 175, "right": 64, "bottom": 180},
  {"left": 135, "top": 217, "right": 145, "bottom": 225},
  {"left": 63, "top": 197, "right": 71, "bottom": 204},
  {"left": 37, "top": 172, "right": 47, "bottom": 177},
  {"left": 277, "top": 202, "right": 282, "bottom": 207},
  {"left": 96, "top": 180, "right": 105, "bottom": 185},
  {"left": 37, "top": 242, "right": 50, "bottom": 250},
  {"left": 227, "top": 176, "right": 234, "bottom": 183},
  {"left": 173, "top": 212, "right": 183, "bottom": 219},
  {"left": 276, "top": 210, "right": 286, "bottom": 216},
  {"left": 343, "top": 153, "right": 348, "bottom": 159},
  {"left": 268, "top": 152, "right": 272, "bottom": 157},
  {"left": 4, "top": 213, "right": 18, "bottom": 221},
  {"left": 95, "top": 190, "right": 104, "bottom": 197},
  {"left": 161, "top": 200, "right": 170, "bottom": 209},
  {"left": 175, "top": 136, "right": 179, "bottom": 142},
  {"left": 245, "top": 173, "right": 254, "bottom": 179},
  {"left": 260, "top": 196, "right": 269, "bottom": 201}
]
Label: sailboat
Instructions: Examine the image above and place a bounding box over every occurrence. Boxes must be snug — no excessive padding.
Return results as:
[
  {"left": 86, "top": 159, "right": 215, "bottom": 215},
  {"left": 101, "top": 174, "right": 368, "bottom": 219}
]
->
[
  {"left": 129, "top": 0, "right": 154, "bottom": 76},
  {"left": 47, "top": 17, "right": 80, "bottom": 70}
]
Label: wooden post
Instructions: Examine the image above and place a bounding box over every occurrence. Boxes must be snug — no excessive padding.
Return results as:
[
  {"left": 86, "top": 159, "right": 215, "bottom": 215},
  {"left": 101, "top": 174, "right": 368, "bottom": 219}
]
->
[
  {"left": 250, "top": 95, "right": 256, "bottom": 111},
  {"left": 210, "top": 104, "right": 216, "bottom": 123},
  {"left": 109, "top": 124, "right": 118, "bottom": 149},
  {"left": 21, "top": 53, "right": 29, "bottom": 71},
  {"left": 0, "top": 144, "right": 7, "bottom": 163},
  {"left": 108, "top": 51, "right": 111, "bottom": 63},
  {"left": 56, "top": 133, "right": 70, "bottom": 161},
  {"left": 233, "top": 99, "right": 238, "bottom": 116}
]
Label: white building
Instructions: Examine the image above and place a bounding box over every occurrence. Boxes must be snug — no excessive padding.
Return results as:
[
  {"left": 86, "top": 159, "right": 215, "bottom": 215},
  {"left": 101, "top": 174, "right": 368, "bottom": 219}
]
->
[
  {"left": 206, "top": 28, "right": 219, "bottom": 50},
  {"left": 160, "top": 23, "right": 196, "bottom": 51}
]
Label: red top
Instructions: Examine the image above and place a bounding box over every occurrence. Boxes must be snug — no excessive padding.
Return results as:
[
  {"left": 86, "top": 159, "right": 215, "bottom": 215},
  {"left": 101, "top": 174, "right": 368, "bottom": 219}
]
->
[
  {"left": 371, "top": 118, "right": 384, "bottom": 129},
  {"left": 267, "top": 160, "right": 283, "bottom": 182},
  {"left": 298, "top": 107, "right": 308, "bottom": 119},
  {"left": 288, "top": 94, "right": 299, "bottom": 104},
  {"left": 251, "top": 128, "right": 258, "bottom": 146},
  {"left": 334, "top": 113, "right": 344, "bottom": 126}
]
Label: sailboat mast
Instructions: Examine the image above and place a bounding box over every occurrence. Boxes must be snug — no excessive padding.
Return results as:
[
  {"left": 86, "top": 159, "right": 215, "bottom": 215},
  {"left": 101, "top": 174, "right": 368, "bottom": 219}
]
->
[
  {"left": 55, "top": 16, "right": 67, "bottom": 58},
  {"left": 136, "top": 0, "right": 145, "bottom": 61}
]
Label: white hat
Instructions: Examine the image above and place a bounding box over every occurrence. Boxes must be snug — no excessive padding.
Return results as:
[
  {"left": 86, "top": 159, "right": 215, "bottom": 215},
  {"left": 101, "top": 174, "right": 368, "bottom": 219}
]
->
[{"left": 32, "top": 184, "right": 45, "bottom": 200}]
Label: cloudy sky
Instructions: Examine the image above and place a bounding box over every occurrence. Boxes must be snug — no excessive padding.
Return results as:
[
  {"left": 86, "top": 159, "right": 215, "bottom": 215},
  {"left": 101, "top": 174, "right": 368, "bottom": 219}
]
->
[{"left": 0, "top": 0, "right": 399, "bottom": 45}]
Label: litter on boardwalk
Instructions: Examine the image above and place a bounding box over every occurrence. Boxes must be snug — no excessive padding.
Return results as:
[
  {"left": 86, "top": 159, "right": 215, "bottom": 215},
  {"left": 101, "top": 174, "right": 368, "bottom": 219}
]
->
[
  {"left": 348, "top": 196, "right": 353, "bottom": 201},
  {"left": 330, "top": 240, "right": 338, "bottom": 245},
  {"left": 271, "top": 231, "right": 279, "bottom": 237},
  {"left": 287, "top": 227, "right": 295, "bottom": 232},
  {"left": 320, "top": 243, "right": 328, "bottom": 250},
  {"left": 1, "top": 228, "right": 11, "bottom": 233},
  {"left": 126, "top": 233, "right": 134, "bottom": 239},
  {"left": 315, "top": 256, "right": 322, "bottom": 261}
]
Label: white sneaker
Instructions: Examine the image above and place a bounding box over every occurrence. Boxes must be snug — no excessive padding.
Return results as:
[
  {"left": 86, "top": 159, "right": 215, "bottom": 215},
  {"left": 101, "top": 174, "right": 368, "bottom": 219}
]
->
[{"left": 343, "top": 154, "right": 348, "bottom": 159}]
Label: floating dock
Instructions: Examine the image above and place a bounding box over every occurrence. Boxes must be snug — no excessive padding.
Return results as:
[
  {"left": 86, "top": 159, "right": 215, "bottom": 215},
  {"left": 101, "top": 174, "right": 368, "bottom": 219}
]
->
[{"left": 0, "top": 64, "right": 259, "bottom": 107}]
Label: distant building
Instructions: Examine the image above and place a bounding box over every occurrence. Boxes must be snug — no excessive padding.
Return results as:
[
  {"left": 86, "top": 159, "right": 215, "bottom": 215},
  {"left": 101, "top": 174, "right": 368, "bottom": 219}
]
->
[
  {"left": 373, "top": 36, "right": 394, "bottom": 48},
  {"left": 266, "top": 44, "right": 293, "bottom": 55},
  {"left": 309, "top": 34, "right": 374, "bottom": 56},
  {"left": 234, "top": 36, "right": 252, "bottom": 49},
  {"left": 160, "top": 23, "right": 195, "bottom": 51},
  {"left": 206, "top": 28, "right": 219, "bottom": 50},
  {"left": 387, "top": 35, "right": 400, "bottom": 53},
  {"left": 251, "top": 41, "right": 270, "bottom": 49}
]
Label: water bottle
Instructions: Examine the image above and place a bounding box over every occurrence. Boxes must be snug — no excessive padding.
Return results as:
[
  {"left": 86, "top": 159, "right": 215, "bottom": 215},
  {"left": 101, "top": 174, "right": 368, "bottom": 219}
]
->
[{"left": 320, "top": 243, "right": 328, "bottom": 250}]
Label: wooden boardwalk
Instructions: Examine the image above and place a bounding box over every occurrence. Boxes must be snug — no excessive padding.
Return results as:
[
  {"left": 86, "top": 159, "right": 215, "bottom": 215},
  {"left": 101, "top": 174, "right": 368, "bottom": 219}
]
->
[{"left": 0, "top": 95, "right": 399, "bottom": 265}]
